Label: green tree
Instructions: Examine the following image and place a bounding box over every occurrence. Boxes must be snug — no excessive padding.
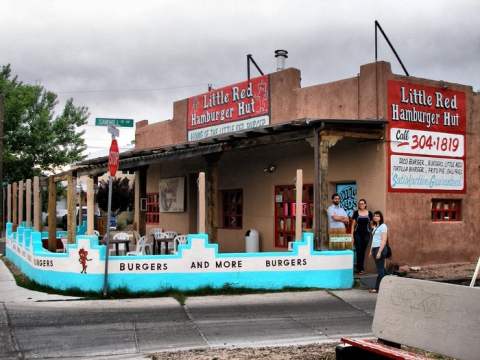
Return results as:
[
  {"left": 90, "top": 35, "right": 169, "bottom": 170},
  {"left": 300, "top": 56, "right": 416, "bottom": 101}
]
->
[
  {"left": 0, "top": 64, "right": 89, "bottom": 182},
  {"left": 96, "top": 177, "right": 133, "bottom": 214}
]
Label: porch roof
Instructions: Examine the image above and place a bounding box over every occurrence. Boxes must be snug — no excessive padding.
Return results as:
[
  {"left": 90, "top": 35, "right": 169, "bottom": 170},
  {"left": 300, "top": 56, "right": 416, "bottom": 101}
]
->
[{"left": 74, "top": 118, "right": 387, "bottom": 176}]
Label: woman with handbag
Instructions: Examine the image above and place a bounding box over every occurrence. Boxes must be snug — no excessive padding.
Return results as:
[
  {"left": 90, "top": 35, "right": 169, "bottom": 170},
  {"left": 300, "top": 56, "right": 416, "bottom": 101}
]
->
[
  {"left": 369, "top": 210, "right": 389, "bottom": 293},
  {"left": 351, "top": 199, "right": 373, "bottom": 275}
]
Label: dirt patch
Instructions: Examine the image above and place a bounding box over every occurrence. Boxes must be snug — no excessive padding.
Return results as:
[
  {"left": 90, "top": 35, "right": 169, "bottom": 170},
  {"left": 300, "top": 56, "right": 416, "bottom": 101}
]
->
[
  {"left": 150, "top": 343, "right": 337, "bottom": 360},
  {"left": 402, "top": 261, "right": 478, "bottom": 283},
  {"left": 149, "top": 343, "right": 453, "bottom": 360}
]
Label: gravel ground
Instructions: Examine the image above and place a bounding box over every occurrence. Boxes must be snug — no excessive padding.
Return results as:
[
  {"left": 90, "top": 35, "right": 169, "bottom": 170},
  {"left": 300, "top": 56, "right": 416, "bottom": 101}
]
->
[
  {"left": 150, "top": 343, "right": 337, "bottom": 360},
  {"left": 149, "top": 343, "right": 454, "bottom": 360}
]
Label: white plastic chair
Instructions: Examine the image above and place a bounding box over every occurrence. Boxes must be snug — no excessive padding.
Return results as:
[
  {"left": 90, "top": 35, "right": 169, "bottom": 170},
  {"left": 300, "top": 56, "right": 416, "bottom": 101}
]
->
[
  {"left": 173, "top": 235, "right": 188, "bottom": 253},
  {"left": 109, "top": 232, "right": 130, "bottom": 256},
  {"left": 126, "top": 236, "right": 151, "bottom": 256}
]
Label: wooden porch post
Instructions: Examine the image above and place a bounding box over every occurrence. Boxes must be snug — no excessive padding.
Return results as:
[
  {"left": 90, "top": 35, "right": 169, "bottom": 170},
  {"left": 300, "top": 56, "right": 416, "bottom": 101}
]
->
[
  {"left": 78, "top": 178, "right": 83, "bottom": 226},
  {"left": 198, "top": 172, "right": 206, "bottom": 234},
  {"left": 67, "top": 171, "right": 76, "bottom": 244},
  {"left": 134, "top": 169, "right": 142, "bottom": 233},
  {"left": 318, "top": 138, "right": 330, "bottom": 250},
  {"left": 47, "top": 176, "right": 57, "bottom": 251},
  {"left": 25, "top": 179, "right": 32, "bottom": 226},
  {"left": 18, "top": 180, "right": 23, "bottom": 225},
  {"left": 7, "top": 183, "right": 11, "bottom": 223},
  {"left": 12, "top": 182, "right": 17, "bottom": 227},
  {"left": 314, "top": 130, "right": 341, "bottom": 250},
  {"left": 33, "top": 176, "right": 41, "bottom": 231},
  {"left": 138, "top": 167, "right": 147, "bottom": 235},
  {"left": 87, "top": 177, "right": 94, "bottom": 235},
  {"left": 295, "top": 169, "right": 303, "bottom": 241},
  {"left": 205, "top": 154, "right": 220, "bottom": 243}
]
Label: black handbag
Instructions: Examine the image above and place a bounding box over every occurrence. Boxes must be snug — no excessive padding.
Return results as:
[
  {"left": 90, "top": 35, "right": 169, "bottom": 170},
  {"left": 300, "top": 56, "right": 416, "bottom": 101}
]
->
[{"left": 385, "top": 241, "right": 392, "bottom": 258}]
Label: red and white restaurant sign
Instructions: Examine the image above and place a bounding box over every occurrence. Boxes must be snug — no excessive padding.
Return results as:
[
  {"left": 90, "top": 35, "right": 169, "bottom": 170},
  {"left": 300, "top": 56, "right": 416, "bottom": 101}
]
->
[
  {"left": 387, "top": 80, "right": 466, "bottom": 192},
  {"left": 108, "top": 139, "right": 119, "bottom": 177},
  {"left": 187, "top": 75, "right": 270, "bottom": 141}
]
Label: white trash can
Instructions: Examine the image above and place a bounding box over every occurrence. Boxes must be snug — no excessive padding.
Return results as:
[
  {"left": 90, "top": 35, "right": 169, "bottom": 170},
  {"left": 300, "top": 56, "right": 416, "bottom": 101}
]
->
[{"left": 245, "top": 229, "right": 259, "bottom": 252}]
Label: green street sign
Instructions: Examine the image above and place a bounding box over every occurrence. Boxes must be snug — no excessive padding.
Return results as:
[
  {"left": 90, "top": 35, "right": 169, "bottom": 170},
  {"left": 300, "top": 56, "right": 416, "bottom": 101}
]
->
[{"left": 95, "top": 118, "right": 134, "bottom": 127}]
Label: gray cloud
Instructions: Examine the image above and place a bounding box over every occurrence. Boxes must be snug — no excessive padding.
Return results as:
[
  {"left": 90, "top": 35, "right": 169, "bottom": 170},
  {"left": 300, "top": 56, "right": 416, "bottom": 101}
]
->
[{"left": 1, "top": 0, "right": 479, "bottom": 153}]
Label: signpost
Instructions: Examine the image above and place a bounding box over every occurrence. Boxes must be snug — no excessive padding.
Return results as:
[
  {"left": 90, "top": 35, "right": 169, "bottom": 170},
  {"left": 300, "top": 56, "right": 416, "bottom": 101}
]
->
[
  {"left": 103, "top": 127, "right": 120, "bottom": 297},
  {"left": 95, "top": 118, "right": 134, "bottom": 127}
]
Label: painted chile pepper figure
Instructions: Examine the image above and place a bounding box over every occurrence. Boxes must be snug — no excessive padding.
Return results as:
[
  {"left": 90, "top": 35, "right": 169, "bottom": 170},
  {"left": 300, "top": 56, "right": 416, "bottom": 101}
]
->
[{"left": 78, "top": 248, "right": 92, "bottom": 274}]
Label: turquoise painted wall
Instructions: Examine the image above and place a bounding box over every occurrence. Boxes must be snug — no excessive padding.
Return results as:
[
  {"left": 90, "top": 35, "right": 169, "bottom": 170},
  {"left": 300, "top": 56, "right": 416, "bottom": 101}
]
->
[{"left": 6, "top": 223, "right": 353, "bottom": 293}]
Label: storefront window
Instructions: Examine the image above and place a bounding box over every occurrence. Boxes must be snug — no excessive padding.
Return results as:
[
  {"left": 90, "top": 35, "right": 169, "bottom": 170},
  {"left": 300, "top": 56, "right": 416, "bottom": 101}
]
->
[
  {"left": 222, "top": 189, "right": 243, "bottom": 229},
  {"left": 431, "top": 199, "right": 462, "bottom": 222},
  {"left": 146, "top": 193, "right": 159, "bottom": 224},
  {"left": 274, "top": 184, "right": 314, "bottom": 248}
]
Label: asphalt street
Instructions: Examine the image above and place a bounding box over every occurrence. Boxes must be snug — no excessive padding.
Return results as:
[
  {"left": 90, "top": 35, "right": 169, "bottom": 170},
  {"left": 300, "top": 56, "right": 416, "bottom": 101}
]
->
[{"left": 0, "top": 256, "right": 377, "bottom": 360}]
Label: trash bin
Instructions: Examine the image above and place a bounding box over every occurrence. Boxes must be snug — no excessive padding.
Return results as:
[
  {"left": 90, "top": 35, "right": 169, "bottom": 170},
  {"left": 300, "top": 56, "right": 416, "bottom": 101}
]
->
[{"left": 245, "top": 229, "right": 259, "bottom": 252}]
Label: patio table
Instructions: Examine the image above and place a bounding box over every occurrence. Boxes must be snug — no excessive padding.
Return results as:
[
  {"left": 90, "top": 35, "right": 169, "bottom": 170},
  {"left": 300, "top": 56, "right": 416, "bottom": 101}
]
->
[{"left": 152, "top": 235, "right": 175, "bottom": 255}]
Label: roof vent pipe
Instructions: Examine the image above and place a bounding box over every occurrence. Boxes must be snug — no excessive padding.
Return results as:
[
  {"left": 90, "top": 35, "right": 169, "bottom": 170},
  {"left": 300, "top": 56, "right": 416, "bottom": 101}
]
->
[{"left": 274, "top": 49, "right": 288, "bottom": 71}]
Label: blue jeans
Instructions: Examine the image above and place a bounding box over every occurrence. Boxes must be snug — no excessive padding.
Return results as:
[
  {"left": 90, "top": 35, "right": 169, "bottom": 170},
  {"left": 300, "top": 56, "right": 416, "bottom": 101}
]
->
[{"left": 372, "top": 247, "right": 387, "bottom": 291}]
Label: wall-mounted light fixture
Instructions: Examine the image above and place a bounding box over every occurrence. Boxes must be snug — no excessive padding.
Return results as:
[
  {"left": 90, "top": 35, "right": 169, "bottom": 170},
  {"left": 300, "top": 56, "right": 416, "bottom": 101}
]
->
[{"left": 263, "top": 164, "right": 277, "bottom": 174}]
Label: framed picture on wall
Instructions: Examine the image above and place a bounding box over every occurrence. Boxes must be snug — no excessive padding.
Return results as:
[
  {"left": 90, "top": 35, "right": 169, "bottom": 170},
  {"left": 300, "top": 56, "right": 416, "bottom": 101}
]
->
[{"left": 159, "top": 177, "right": 185, "bottom": 213}]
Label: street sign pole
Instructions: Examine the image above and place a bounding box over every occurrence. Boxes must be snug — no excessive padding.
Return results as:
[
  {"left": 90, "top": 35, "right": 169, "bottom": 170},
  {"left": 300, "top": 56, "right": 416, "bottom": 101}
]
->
[
  {"left": 102, "top": 175, "right": 113, "bottom": 297},
  {"left": 102, "top": 126, "right": 120, "bottom": 297}
]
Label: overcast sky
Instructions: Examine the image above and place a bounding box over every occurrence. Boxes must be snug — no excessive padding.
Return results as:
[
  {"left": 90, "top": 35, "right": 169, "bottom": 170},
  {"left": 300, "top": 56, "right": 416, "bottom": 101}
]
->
[{"left": 1, "top": 0, "right": 479, "bottom": 156}]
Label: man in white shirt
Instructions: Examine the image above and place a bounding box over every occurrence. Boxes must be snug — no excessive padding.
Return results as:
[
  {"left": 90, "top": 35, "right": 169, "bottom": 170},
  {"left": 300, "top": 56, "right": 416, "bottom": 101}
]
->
[{"left": 327, "top": 193, "right": 349, "bottom": 230}]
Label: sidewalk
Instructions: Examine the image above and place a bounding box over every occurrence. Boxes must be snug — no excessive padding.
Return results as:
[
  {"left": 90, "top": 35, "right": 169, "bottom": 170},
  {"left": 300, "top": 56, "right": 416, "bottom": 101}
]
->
[{"left": 0, "top": 254, "right": 81, "bottom": 303}]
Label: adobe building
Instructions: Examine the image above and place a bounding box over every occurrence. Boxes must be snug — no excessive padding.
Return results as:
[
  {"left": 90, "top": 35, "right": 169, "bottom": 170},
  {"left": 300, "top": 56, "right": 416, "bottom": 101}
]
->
[{"left": 79, "top": 60, "right": 479, "bottom": 267}]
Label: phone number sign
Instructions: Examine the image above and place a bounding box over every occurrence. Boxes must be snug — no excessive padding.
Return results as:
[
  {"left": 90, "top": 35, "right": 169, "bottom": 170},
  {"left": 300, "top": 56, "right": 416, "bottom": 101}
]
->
[
  {"left": 390, "top": 128, "right": 464, "bottom": 158},
  {"left": 387, "top": 80, "right": 466, "bottom": 193}
]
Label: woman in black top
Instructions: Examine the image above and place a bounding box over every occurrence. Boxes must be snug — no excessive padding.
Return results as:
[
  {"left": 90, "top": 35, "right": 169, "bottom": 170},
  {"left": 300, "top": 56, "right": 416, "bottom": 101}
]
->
[{"left": 351, "top": 199, "right": 373, "bottom": 274}]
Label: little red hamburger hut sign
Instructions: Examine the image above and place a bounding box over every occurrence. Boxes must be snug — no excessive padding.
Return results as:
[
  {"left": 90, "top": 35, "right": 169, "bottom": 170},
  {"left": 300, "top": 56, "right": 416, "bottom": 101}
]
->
[
  {"left": 187, "top": 75, "right": 270, "bottom": 141},
  {"left": 387, "top": 80, "right": 466, "bottom": 192}
]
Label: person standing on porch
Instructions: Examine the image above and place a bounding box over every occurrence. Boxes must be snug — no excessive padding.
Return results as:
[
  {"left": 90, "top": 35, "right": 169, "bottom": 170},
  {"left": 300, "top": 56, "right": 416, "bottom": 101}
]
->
[
  {"left": 351, "top": 199, "right": 373, "bottom": 274},
  {"left": 369, "top": 211, "right": 388, "bottom": 293},
  {"left": 327, "top": 193, "right": 349, "bottom": 232}
]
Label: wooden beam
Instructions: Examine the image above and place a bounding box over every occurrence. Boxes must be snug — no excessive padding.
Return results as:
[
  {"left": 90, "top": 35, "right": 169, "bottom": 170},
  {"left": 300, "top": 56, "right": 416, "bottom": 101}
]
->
[
  {"left": 53, "top": 174, "right": 70, "bottom": 182},
  {"left": 198, "top": 172, "right": 206, "bottom": 234},
  {"left": 86, "top": 177, "right": 94, "bottom": 235},
  {"left": 313, "top": 130, "right": 320, "bottom": 248},
  {"left": 25, "top": 179, "right": 32, "bottom": 226},
  {"left": 314, "top": 131, "right": 342, "bottom": 250},
  {"left": 67, "top": 172, "right": 76, "bottom": 244},
  {"left": 33, "top": 176, "right": 41, "bottom": 231},
  {"left": 48, "top": 177, "right": 57, "bottom": 251},
  {"left": 318, "top": 139, "right": 329, "bottom": 250},
  {"left": 78, "top": 178, "right": 83, "bottom": 225},
  {"left": 295, "top": 169, "right": 303, "bottom": 241},
  {"left": 134, "top": 170, "right": 140, "bottom": 233},
  {"left": 139, "top": 166, "right": 147, "bottom": 235},
  {"left": 7, "top": 183, "right": 11, "bottom": 223},
  {"left": 320, "top": 129, "right": 384, "bottom": 140},
  {"left": 12, "top": 182, "right": 17, "bottom": 227},
  {"left": 18, "top": 180, "right": 23, "bottom": 225},
  {"left": 205, "top": 154, "right": 220, "bottom": 243}
]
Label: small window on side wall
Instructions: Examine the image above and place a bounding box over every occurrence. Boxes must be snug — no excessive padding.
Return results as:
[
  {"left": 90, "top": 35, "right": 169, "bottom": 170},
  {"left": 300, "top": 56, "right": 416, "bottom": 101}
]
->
[
  {"left": 431, "top": 199, "right": 462, "bottom": 222},
  {"left": 222, "top": 189, "right": 243, "bottom": 229}
]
